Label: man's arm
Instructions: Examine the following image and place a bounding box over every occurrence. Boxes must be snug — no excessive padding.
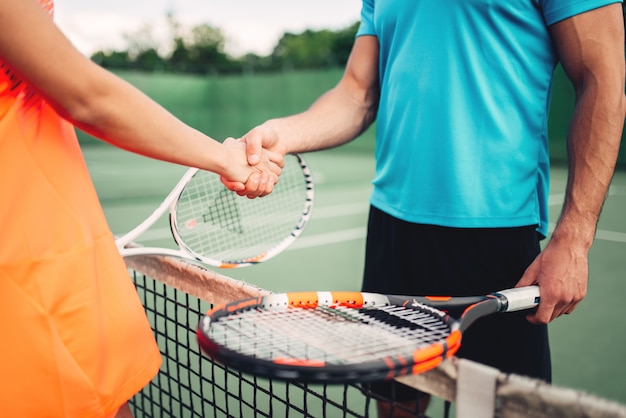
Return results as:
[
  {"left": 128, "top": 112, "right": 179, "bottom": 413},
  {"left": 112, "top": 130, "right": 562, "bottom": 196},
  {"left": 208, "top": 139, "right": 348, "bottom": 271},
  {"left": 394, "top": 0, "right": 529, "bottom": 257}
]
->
[
  {"left": 518, "top": 3, "right": 625, "bottom": 323},
  {"left": 241, "top": 35, "right": 380, "bottom": 161}
]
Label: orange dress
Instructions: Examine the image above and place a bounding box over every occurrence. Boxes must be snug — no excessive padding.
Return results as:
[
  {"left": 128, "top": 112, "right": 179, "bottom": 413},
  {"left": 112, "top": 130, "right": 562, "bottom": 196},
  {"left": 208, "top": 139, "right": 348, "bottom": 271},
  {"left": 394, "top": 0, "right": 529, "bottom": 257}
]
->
[{"left": 0, "top": 2, "right": 162, "bottom": 417}]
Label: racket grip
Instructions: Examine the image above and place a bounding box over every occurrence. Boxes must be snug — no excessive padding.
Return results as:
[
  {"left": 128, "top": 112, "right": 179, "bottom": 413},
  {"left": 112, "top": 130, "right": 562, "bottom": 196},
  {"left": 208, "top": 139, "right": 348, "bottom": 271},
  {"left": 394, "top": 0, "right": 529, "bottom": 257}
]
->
[{"left": 497, "top": 286, "right": 540, "bottom": 312}]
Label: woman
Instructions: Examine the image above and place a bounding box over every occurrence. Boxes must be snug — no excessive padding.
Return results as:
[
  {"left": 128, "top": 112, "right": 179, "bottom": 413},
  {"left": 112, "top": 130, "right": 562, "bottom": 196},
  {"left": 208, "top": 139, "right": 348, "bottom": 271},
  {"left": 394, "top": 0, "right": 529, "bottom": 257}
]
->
[{"left": 0, "top": 1, "right": 282, "bottom": 416}]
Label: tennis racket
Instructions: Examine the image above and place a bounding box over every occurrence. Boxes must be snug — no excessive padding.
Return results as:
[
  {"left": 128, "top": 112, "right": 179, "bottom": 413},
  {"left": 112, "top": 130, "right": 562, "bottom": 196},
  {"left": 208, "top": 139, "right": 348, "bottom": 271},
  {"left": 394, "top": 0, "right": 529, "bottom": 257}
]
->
[
  {"left": 115, "top": 153, "right": 314, "bottom": 268},
  {"left": 197, "top": 286, "right": 540, "bottom": 383}
]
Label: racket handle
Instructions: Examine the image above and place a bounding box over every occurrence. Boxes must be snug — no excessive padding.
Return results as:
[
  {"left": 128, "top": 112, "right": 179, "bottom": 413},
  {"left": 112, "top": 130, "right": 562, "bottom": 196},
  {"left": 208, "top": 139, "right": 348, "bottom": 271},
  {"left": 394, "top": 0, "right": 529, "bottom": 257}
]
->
[{"left": 496, "top": 286, "right": 540, "bottom": 312}]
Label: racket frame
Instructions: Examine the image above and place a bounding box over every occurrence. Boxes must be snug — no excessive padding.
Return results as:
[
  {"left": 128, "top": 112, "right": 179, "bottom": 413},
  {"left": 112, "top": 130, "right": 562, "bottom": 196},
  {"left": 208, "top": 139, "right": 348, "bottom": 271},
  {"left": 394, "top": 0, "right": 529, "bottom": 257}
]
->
[
  {"left": 197, "top": 286, "right": 540, "bottom": 383},
  {"left": 197, "top": 291, "right": 463, "bottom": 383},
  {"left": 116, "top": 167, "right": 197, "bottom": 257},
  {"left": 116, "top": 154, "right": 314, "bottom": 268}
]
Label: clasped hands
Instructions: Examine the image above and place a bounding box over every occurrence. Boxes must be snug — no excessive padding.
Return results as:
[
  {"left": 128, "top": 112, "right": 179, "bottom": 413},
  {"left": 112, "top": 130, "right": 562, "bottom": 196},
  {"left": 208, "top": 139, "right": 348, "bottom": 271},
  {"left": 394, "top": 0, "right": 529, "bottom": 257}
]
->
[{"left": 220, "top": 136, "right": 283, "bottom": 198}]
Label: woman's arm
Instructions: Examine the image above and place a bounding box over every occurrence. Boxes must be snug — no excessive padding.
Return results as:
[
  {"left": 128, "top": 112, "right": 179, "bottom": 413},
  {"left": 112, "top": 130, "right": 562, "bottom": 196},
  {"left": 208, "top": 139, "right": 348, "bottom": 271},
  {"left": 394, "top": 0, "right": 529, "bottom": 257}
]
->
[{"left": 0, "top": 0, "right": 281, "bottom": 195}]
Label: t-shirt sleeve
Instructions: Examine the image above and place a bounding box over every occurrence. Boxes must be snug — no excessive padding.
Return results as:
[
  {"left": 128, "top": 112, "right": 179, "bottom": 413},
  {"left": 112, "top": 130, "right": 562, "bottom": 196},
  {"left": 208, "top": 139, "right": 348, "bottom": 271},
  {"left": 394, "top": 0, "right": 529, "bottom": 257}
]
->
[
  {"left": 356, "top": 0, "right": 376, "bottom": 37},
  {"left": 541, "top": 0, "right": 622, "bottom": 25}
]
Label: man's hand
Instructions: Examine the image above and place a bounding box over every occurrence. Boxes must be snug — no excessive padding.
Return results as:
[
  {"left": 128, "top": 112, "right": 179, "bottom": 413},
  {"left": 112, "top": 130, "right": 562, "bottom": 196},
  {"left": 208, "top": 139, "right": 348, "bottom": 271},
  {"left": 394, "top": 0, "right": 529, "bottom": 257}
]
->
[
  {"left": 516, "top": 236, "right": 588, "bottom": 324},
  {"left": 242, "top": 122, "right": 288, "bottom": 164}
]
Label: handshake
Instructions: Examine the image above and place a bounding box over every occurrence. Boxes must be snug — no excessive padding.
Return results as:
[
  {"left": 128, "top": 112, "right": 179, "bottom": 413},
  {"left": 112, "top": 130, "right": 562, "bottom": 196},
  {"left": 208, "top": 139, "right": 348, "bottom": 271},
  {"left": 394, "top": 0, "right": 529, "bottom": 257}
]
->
[{"left": 220, "top": 123, "right": 287, "bottom": 199}]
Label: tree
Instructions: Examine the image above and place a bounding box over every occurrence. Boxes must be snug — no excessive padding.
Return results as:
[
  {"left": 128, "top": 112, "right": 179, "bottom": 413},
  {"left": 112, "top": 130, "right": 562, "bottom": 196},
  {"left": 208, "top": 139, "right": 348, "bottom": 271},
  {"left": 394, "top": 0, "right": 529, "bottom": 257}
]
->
[
  {"left": 186, "top": 24, "right": 229, "bottom": 74},
  {"left": 123, "top": 24, "right": 161, "bottom": 60},
  {"left": 168, "top": 37, "right": 191, "bottom": 73},
  {"left": 88, "top": 17, "right": 361, "bottom": 74},
  {"left": 91, "top": 50, "right": 132, "bottom": 70},
  {"left": 270, "top": 22, "right": 359, "bottom": 70},
  {"left": 133, "top": 48, "right": 165, "bottom": 72},
  {"left": 272, "top": 29, "right": 336, "bottom": 70},
  {"left": 332, "top": 22, "right": 359, "bottom": 67}
]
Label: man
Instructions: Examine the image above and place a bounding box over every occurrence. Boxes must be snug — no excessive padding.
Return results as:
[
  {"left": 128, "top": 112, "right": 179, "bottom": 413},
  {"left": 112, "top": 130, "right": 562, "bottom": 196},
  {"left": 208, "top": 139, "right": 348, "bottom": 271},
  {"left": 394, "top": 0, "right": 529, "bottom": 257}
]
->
[{"left": 227, "top": 1, "right": 625, "bottom": 416}]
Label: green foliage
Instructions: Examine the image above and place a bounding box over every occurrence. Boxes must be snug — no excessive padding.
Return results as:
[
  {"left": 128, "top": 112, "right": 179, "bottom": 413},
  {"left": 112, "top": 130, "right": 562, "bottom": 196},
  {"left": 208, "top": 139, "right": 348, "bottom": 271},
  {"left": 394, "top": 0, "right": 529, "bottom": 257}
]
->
[
  {"left": 185, "top": 24, "right": 229, "bottom": 73},
  {"left": 90, "top": 17, "right": 359, "bottom": 75},
  {"left": 268, "top": 22, "right": 359, "bottom": 71},
  {"left": 91, "top": 50, "right": 132, "bottom": 70},
  {"left": 333, "top": 22, "right": 361, "bottom": 67},
  {"left": 168, "top": 38, "right": 192, "bottom": 72},
  {"left": 134, "top": 48, "right": 165, "bottom": 72},
  {"left": 273, "top": 29, "right": 338, "bottom": 69}
]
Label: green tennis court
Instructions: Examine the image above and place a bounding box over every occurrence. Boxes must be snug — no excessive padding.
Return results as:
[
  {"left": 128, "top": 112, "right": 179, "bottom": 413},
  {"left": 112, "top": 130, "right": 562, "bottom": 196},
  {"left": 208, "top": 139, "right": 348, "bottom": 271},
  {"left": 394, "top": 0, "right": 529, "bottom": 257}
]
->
[{"left": 85, "top": 143, "right": 626, "bottom": 407}]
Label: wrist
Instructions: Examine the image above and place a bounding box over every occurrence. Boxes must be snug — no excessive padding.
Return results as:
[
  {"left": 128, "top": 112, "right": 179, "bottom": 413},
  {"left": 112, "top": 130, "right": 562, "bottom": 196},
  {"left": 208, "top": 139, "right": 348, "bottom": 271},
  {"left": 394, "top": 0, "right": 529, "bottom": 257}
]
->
[{"left": 550, "top": 216, "right": 596, "bottom": 251}]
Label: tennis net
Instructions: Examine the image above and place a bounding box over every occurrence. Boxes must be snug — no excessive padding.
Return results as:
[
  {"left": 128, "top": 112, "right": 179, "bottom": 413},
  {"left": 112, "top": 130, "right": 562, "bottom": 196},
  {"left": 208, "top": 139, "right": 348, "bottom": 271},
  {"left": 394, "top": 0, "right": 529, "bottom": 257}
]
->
[{"left": 126, "top": 254, "right": 626, "bottom": 418}]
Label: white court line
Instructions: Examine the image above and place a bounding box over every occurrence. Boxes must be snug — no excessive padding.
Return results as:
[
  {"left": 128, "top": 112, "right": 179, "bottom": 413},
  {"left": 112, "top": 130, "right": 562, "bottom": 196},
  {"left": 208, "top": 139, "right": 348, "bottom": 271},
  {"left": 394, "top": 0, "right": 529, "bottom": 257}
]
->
[
  {"left": 547, "top": 186, "right": 626, "bottom": 243},
  {"left": 594, "top": 230, "right": 626, "bottom": 244},
  {"left": 548, "top": 184, "right": 624, "bottom": 207},
  {"left": 288, "top": 227, "right": 367, "bottom": 250},
  {"left": 312, "top": 202, "right": 369, "bottom": 219},
  {"left": 128, "top": 203, "right": 369, "bottom": 242},
  {"left": 547, "top": 223, "right": 626, "bottom": 244},
  {"left": 131, "top": 225, "right": 369, "bottom": 249},
  {"left": 127, "top": 193, "right": 625, "bottom": 248}
]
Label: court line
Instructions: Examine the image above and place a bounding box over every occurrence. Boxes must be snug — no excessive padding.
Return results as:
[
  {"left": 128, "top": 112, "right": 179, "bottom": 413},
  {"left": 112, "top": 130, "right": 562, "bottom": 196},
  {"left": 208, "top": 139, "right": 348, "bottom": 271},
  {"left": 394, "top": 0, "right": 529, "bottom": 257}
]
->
[
  {"left": 595, "top": 230, "right": 626, "bottom": 244},
  {"left": 131, "top": 226, "right": 626, "bottom": 247},
  {"left": 547, "top": 223, "right": 626, "bottom": 244},
  {"left": 128, "top": 195, "right": 625, "bottom": 248},
  {"left": 312, "top": 203, "right": 369, "bottom": 219},
  {"left": 127, "top": 203, "right": 369, "bottom": 242},
  {"left": 547, "top": 186, "right": 626, "bottom": 243},
  {"left": 288, "top": 227, "right": 626, "bottom": 249},
  {"left": 288, "top": 228, "right": 367, "bottom": 250},
  {"left": 548, "top": 184, "right": 624, "bottom": 206}
]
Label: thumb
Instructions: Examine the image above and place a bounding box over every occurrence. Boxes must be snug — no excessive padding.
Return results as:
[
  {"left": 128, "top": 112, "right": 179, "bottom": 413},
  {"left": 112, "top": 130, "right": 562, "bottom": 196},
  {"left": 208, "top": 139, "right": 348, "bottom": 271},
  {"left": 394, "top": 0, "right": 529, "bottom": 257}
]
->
[
  {"left": 241, "top": 133, "right": 262, "bottom": 166},
  {"left": 515, "top": 258, "right": 540, "bottom": 288}
]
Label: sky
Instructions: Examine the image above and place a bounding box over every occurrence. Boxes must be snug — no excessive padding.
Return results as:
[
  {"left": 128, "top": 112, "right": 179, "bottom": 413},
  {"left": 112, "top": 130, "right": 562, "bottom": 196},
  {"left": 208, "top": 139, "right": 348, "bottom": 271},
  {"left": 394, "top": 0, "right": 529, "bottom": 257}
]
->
[{"left": 54, "top": 0, "right": 362, "bottom": 57}]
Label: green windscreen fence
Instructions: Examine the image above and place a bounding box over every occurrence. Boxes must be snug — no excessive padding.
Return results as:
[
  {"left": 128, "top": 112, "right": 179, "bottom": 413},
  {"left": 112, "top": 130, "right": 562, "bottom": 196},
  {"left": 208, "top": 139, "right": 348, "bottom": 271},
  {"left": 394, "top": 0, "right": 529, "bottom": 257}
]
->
[{"left": 77, "top": 67, "right": 625, "bottom": 167}]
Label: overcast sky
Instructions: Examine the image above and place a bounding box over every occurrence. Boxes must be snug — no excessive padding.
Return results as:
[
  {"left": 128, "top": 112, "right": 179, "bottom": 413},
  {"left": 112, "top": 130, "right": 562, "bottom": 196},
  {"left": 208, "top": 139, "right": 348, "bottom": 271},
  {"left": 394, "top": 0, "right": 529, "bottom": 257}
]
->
[{"left": 54, "top": 0, "right": 362, "bottom": 56}]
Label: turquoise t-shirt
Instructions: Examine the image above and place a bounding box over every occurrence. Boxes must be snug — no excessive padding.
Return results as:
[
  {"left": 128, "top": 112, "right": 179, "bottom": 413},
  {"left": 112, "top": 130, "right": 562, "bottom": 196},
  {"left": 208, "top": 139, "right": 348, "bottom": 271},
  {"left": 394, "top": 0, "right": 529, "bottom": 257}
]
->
[{"left": 358, "top": 0, "right": 620, "bottom": 237}]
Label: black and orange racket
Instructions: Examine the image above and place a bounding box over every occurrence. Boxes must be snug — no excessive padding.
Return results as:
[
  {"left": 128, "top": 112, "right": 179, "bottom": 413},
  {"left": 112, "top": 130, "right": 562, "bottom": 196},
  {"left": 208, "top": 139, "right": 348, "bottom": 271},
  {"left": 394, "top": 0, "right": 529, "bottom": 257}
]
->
[{"left": 197, "top": 286, "right": 540, "bottom": 383}]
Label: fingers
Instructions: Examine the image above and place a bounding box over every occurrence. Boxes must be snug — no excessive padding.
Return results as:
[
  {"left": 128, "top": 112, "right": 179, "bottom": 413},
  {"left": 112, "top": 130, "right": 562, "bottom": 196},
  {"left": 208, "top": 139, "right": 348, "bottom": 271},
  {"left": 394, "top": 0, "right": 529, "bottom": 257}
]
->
[
  {"left": 516, "top": 253, "right": 587, "bottom": 325},
  {"left": 521, "top": 278, "right": 585, "bottom": 325},
  {"left": 526, "top": 301, "right": 555, "bottom": 325},
  {"left": 240, "top": 123, "right": 287, "bottom": 165},
  {"left": 267, "top": 149, "right": 285, "bottom": 171},
  {"left": 238, "top": 172, "right": 276, "bottom": 198},
  {"left": 526, "top": 292, "right": 580, "bottom": 325},
  {"left": 237, "top": 150, "right": 282, "bottom": 198},
  {"left": 241, "top": 133, "right": 263, "bottom": 166},
  {"left": 222, "top": 172, "right": 277, "bottom": 198}
]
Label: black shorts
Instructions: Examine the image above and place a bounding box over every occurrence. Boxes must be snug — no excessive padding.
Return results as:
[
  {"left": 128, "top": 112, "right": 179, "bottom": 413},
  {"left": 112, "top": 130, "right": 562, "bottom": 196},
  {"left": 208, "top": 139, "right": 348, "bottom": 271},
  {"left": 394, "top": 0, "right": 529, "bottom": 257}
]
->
[{"left": 362, "top": 206, "right": 551, "bottom": 401}]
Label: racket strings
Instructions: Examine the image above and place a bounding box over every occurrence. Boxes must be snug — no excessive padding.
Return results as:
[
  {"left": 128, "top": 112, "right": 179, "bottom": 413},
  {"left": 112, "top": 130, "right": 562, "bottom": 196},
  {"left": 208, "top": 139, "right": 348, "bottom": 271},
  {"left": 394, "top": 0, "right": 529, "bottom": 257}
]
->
[
  {"left": 207, "top": 305, "right": 453, "bottom": 365},
  {"left": 174, "top": 156, "right": 310, "bottom": 262},
  {"left": 361, "top": 305, "right": 449, "bottom": 333},
  {"left": 201, "top": 189, "right": 243, "bottom": 234}
]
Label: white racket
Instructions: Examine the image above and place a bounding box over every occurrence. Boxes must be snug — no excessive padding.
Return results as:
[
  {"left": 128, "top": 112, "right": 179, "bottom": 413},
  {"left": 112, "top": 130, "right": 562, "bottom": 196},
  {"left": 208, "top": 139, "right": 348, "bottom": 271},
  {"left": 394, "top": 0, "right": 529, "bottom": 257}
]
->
[{"left": 115, "top": 154, "right": 314, "bottom": 268}]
